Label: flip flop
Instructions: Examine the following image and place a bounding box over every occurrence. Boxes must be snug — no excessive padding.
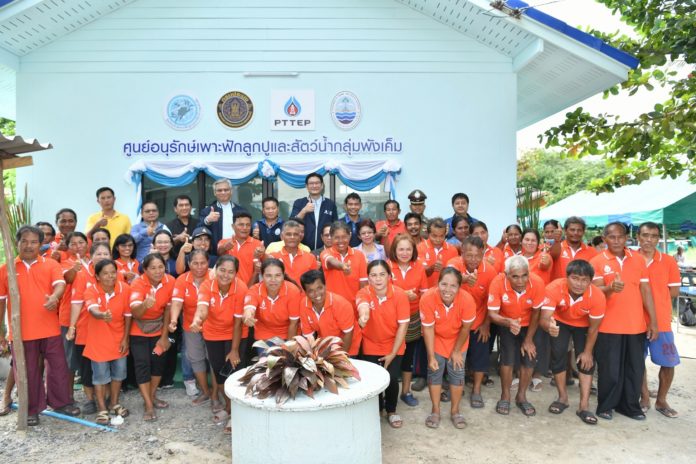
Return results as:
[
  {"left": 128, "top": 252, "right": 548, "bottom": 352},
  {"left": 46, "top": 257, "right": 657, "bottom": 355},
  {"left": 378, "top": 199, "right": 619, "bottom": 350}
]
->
[
  {"left": 656, "top": 406, "right": 679, "bottom": 418},
  {"left": 576, "top": 410, "right": 598, "bottom": 425},
  {"left": 224, "top": 418, "right": 232, "bottom": 435},
  {"left": 548, "top": 401, "right": 569, "bottom": 415},
  {"left": 153, "top": 399, "right": 169, "bottom": 409},
  {"left": 597, "top": 410, "right": 613, "bottom": 420},
  {"left": 451, "top": 413, "right": 467, "bottom": 429},
  {"left": 470, "top": 394, "right": 484, "bottom": 409},
  {"left": 212, "top": 410, "right": 229, "bottom": 426},
  {"left": 0, "top": 403, "right": 11, "bottom": 416},
  {"left": 495, "top": 400, "right": 510, "bottom": 415},
  {"left": 425, "top": 413, "right": 440, "bottom": 429},
  {"left": 143, "top": 410, "right": 157, "bottom": 422},
  {"left": 516, "top": 401, "right": 536, "bottom": 417},
  {"left": 387, "top": 413, "right": 403, "bottom": 429},
  {"left": 529, "top": 378, "right": 542, "bottom": 392}
]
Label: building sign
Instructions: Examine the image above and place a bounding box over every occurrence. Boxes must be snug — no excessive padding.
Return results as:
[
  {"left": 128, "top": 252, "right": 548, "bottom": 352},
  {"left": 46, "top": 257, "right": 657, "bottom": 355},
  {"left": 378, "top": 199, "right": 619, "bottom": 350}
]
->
[
  {"left": 217, "top": 91, "right": 254, "bottom": 129},
  {"left": 330, "top": 91, "right": 361, "bottom": 130},
  {"left": 164, "top": 94, "right": 201, "bottom": 130},
  {"left": 270, "top": 90, "right": 315, "bottom": 130}
]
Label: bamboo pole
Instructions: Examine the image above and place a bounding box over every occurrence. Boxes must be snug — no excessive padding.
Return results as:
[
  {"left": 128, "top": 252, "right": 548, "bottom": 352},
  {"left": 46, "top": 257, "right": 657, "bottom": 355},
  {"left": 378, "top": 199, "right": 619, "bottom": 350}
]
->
[{"left": 0, "top": 166, "right": 28, "bottom": 431}]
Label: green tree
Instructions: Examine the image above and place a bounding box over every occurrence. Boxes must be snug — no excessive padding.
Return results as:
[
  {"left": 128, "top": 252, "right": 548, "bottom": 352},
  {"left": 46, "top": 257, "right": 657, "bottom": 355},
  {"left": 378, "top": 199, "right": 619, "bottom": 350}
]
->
[
  {"left": 542, "top": 0, "right": 695, "bottom": 192},
  {"left": 1, "top": 118, "right": 16, "bottom": 201},
  {"left": 517, "top": 149, "right": 612, "bottom": 204}
]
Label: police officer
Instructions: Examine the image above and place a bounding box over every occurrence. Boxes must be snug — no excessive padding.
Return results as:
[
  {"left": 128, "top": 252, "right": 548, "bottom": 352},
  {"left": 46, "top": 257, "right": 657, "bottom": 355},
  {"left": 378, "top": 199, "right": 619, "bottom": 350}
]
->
[{"left": 408, "top": 189, "right": 429, "bottom": 238}]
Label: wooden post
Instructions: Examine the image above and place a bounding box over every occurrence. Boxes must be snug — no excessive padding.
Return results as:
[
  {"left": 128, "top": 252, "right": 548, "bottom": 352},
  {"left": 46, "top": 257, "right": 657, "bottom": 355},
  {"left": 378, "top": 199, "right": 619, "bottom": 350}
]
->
[
  {"left": 0, "top": 164, "right": 29, "bottom": 431},
  {"left": 663, "top": 223, "right": 668, "bottom": 253}
]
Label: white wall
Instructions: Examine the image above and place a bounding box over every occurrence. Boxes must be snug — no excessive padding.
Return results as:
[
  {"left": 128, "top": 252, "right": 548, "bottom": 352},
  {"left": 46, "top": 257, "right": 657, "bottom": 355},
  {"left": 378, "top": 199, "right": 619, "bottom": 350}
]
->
[{"left": 16, "top": 0, "right": 517, "bottom": 234}]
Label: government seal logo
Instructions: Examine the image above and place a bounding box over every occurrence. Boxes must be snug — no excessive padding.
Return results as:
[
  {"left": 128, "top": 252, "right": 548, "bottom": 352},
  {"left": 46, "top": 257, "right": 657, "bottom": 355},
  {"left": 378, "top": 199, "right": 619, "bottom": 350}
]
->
[
  {"left": 331, "top": 91, "right": 361, "bottom": 130},
  {"left": 165, "top": 94, "right": 201, "bottom": 130},
  {"left": 217, "top": 91, "right": 254, "bottom": 129}
]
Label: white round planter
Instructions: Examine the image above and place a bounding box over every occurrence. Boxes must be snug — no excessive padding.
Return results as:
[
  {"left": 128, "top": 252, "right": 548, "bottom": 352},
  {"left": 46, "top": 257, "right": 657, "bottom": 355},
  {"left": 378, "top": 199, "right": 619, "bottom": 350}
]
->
[{"left": 225, "top": 359, "right": 389, "bottom": 464}]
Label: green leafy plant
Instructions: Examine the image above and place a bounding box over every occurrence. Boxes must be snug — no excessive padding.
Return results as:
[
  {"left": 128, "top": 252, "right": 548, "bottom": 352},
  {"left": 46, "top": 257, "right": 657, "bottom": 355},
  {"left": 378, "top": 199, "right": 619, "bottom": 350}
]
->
[
  {"left": 239, "top": 335, "right": 361, "bottom": 404},
  {"left": 5, "top": 184, "right": 32, "bottom": 255},
  {"left": 517, "top": 185, "right": 541, "bottom": 231}
]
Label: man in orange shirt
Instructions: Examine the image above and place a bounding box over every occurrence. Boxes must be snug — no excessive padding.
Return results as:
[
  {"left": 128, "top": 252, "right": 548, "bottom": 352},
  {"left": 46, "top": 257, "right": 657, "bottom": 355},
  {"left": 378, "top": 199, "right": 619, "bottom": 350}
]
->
[
  {"left": 637, "top": 222, "right": 681, "bottom": 418},
  {"left": 471, "top": 221, "right": 504, "bottom": 273},
  {"left": 549, "top": 216, "right": 598, "bottom": 281},
  {"left": 418, "top": 218, "right": 459, "bottom": 288},
  {"left": 218, "top": 212, "right": 265, "bottom": 286},
  {"left": 487, "top": 255, "right": 546, "bottom": 417},
  {"left": 0, "top": 225, "right": 80, "bottom": 426},
  {"left": 270, "top": 220, "right": 318, "bottom": 285},
  {"left": 375, "top": 200, "right": 406, "bottom": 249},
  {"left": 590, "top": 222, "right": 658, "bottom": 421},
  {"left": 540, "top": 260, "right": 605, "bottom": 424}
]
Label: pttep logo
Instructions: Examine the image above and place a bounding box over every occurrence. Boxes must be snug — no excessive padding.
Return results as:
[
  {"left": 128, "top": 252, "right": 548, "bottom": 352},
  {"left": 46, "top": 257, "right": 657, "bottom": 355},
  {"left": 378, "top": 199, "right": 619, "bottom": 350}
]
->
[{"left": 271, "top": 90, "right": 315, "bottom": 131}]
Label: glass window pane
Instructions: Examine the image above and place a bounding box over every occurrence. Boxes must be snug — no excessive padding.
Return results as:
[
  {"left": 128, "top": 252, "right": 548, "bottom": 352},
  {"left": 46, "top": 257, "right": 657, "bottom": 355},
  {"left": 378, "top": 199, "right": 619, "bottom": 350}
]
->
[
  {"left": 273, "top": 175, "right": 329, "bottom": 220},
  {"left": 203, "top": 176, "right": 264, "bottom": 223},
  {"left": 334, "top": 177, "right": 389, "bottom": 222},
  {"left": 143, "top": 176, "right": 200, "bottom": 225}
]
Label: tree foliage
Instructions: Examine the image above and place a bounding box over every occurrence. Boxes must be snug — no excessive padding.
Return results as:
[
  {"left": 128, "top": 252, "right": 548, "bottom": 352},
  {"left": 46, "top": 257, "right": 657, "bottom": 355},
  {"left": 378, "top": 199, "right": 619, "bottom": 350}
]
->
[
  {"left": 0, "top": 118, "right": 16, "bottom": 201},
  {"left": 542, "top": 0, "right": 695, "bottom": 192},
  {"left": 517, "top": 149, "right": 612, "bottom": 204}
]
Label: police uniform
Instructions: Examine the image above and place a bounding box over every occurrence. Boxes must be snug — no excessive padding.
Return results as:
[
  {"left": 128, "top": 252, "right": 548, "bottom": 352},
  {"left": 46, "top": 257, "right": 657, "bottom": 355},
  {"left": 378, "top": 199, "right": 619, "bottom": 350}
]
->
[{"left": 408, "top": 189, "right": 430, "bottom": 238}]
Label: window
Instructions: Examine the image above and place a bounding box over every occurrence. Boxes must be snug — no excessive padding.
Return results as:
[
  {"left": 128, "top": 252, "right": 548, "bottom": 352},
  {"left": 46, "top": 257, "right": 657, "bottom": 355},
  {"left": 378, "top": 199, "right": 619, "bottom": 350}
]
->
[
  {"left": 203, "top": 175, "right": 264, "bottom": 223},
  {"left": 143, "top": 176, "right": 201, "bottom": 225},
  {"left": 272, "top": 174, "right": 330, "bottom": 220},
  {"left": 334, "top": 177, "right": 390, "bottom": 222}
]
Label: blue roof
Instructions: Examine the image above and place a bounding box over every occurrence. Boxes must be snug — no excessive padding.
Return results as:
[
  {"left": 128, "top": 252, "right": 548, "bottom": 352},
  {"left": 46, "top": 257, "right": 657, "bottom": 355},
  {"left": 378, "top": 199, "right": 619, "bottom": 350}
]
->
[
  {"left": 0, "top": 0, "right": 17, "bottom": 8},
  {"left": 507, "top": 0, "right": 640, "bottom": 69}
]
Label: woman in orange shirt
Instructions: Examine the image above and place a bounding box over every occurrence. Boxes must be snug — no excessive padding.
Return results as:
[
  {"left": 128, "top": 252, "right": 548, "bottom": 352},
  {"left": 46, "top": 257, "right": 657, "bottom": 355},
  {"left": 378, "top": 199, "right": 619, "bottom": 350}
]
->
[
  {"left": 192, "top": 255, "right": 248, "bottom": 434},
  {"left": 388, "top": 233, "right": 428, "bottom": 408},
  {"left": 321, "top": 221, "right": 368, "bottom": 308},
  {"left": 420, "top": 267, "right": 476, "bottom": 429},
  {"left": 169, "top": 250, "right": 212, "bottom": 406},
  {"left": 243, "top": 258, "right": 301, "bottom": 348},
  {"left": 112, "top": 233, "right": 140, "bottom": 284},
  {"left": 356, "top": 260, "right": 410, "bottom": 429},
  {"left": 499, "top": 224, "right": 523, "bottom": 260},
  {"left": 83, "top": 259, "right": 132, "bottom": 425},
  {"left": 129, "top": 253, "right": 176, "bottom": 422}
]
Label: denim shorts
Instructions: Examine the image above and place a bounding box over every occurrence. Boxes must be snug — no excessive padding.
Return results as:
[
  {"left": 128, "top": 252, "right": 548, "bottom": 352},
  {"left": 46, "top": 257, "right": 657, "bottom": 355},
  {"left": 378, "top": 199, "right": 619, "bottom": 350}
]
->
[
  {"left": 427, "top": 352, "right": 466, "bottom": 386},
  {"left": 91, "top": 357, "right": 127, "bottom": 385}
]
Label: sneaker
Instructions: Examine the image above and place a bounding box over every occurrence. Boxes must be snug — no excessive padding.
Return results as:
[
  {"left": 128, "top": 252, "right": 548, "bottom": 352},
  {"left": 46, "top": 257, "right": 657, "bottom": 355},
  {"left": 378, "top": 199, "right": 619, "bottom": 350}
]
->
[
  {"left": 400, "top": 393, "right": 419, "bottom": 407},
  {"left": 158, "top": 382, "right": 174, "bottom": 390},
  {"left": 184, "top": 379, "right": 200, "bottom": 397},
  {"left": 81, "top": 400, "right": 97, "bottom": 415},
  {"left": 411, "top": 378, "right": 427, "bottom": 392}
]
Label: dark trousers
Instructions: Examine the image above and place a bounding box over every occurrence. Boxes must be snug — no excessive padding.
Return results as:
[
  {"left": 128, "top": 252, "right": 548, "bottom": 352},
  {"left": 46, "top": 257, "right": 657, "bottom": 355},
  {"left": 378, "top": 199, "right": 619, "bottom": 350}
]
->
[
  {"left": 595, "top": 332, "right": 645, "bottom": 417},
  {"left": 362, "top": 354, "right": 402, "bottom": 414},
  {"left": 534, "top": 330, "right": 550, "bottom": 374},
  {"left": 161, "top": 325, "right": 181, "bottom": 386},
  {"left": 15, "top": 335, "right": 73, "bottom": 416}
]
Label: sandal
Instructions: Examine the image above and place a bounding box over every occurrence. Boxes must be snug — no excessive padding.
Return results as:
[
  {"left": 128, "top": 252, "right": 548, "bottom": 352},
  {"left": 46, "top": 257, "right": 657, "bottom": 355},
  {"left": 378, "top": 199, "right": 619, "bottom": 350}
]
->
[
  {"left": 153, "top": 399, "right": 169, "bottom": 409},
  {"left": 515, "top": 401, "right": 536, "bottom": 417},
  {"left": 387, "top": 413, "right": 403, "bottom": 429},
  {"left": 96, "top": 410, "right": 110, "bottom": 425},
  {"left": 529, "top": 378, "right": 542, "bottom": 392},
  {"left": 483, "top": 376, "right": 495, "bottom": 388},
  {"left": 470, "top": 394, "right": 484, "bottom": 409},
  {"left": 27, "top": 415, "right": 40, "bottom": 426},
  {"left": 495, "top": 400, "right": 510, "bottom": 415},
  {"left": 54, "top": 404, "right": 81, "bottom": 417},
  {"left": 576, "top": 410, "right": 598, "bottom": 425},
  {"left": 109, "top": 404, "right": 129, "bottom": 418},
  {"left": 656, "top": 406, "right": 678, "bottom": 418},
  {"left": 548, "top": 401, "right": 569, "bottom": 415},
  {"left": 597, "top": 410, "right": 613, "bottom": 420},
  {"left": 193, "top": 393, "right": 211, "bottom": 406},
  {"left": 143, "top": 410, "right": 157, "bottom": 422},
  {"left": 451, "top": 413, "right": 467, "bottom": 429},
  {"left": 0, "top": 402, "right": 11, "bottom": 416},
  {"left": 212, "top": 410, "right": 229, "bottom": 426},
  {"left": 510, "top": 378, "right": 519, "bottom": 391},
  {"left": 425, "top": 413, "right": 440, "bottom": 429},
  {"left": 224, "top": 418, "right": 232, "bottom": 435}
]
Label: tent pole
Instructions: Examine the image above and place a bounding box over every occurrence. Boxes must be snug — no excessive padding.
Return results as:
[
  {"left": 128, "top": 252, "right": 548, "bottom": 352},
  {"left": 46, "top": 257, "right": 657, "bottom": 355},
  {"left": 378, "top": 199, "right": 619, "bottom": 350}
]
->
[{"left": 662, "top": 223, "right": 668, "bottom": 253}]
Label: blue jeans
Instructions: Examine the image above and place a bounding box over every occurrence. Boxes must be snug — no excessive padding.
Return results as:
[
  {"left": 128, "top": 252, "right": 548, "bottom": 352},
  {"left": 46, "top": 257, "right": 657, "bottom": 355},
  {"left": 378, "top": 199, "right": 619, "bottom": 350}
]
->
[{"left": 179, "top": 331, "right": 194, "bottom": 381}]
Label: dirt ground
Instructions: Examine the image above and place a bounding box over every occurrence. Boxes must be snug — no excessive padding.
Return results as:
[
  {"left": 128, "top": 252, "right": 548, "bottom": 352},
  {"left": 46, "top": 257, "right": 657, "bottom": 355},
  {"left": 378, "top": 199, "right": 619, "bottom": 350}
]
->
[{"left": 2, "top": 324, "right": 696, "bottom": 463}]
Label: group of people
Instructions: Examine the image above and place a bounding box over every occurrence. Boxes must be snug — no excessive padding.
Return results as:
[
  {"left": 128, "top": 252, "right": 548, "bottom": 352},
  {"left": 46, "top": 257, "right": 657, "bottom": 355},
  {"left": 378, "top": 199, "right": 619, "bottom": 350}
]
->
[{"left": 0, "top": 173, "right": 682, "bottom": 434}]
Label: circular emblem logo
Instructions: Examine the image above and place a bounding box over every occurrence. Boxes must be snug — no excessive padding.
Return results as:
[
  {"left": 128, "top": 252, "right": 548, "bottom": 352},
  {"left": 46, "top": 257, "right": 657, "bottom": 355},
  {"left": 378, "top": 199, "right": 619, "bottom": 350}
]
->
[
  {"left": 217, "top": 91, "right": 254, "bottom": 129},
  {"left": 330, "top": 91, "right": 361, "bottom": 130},
  {"left": 164, "top": 94, "right": 201, "bottom": 130}
]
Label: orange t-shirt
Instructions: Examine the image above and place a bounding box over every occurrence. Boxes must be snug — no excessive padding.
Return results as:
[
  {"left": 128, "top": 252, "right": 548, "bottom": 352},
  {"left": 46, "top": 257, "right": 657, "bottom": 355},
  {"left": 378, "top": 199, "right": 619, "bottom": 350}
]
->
[
  {"left": 58, "top": 256, "right": 81, "bottom": 328},
  {"left": 70, "top": 265, "right": 98, "bottom": 345},
  {"left": 115, "top": 258, "right": 141, "bottom": 282},
  {"left": 0, "top": 257, "right": 65, "bottom": 341},
  {"left": 198, "top": 277, "right": 248, "bottom": 341},
  {"left": 484, "top": 245, "right": 505, "bottom": 274},
  {"left": 129, "top": 273, "right": 176, "bottom": 337},
  {"left": 298, "top": 291, "right": 359, "bottom": 355},
  {"left": 389, "top": 260, "right": 429, "bottom": 315},
  {"left": 551, "top": 241, "right": 598, "bottom": 281},
  {"left": 243, "top": 281, "right": 301, "bottom": 340},
  {"left": 542, "top": 278, "right": 605, "bottom": 328},
  {"left": 355, "top": 284, "right": 410, "bottom": 356},
  {"left": 172, "top": 272, "right": 208, "bottom": 333},
  {"left": 271, "top": 247, "right": 318, "bottom": 286},
  {"left": 591, "top": 248, "right": 649, "bottom": 335},
  {"left": 487, "top": 273, "right": 546, "bottom": 327},
  {"left": 446, "top": 258, "right": 498, "bottom": 330},
  {"left": 219, "top": 236, "right": 264, "bottom": 285},
  {"left": 420, "top": 287, "right": 476, "bottom": 357},
  {"left": 417, "top": 239, "right": 460, "bottom": 287},
  {"left": 83, "top": 281, "right": 131, "bottom": 362},
  {"left": 643, "top": 251, "right": 681, "bottom": 332},
  {"left": 527, "top": 251, "right": 553, "bottom": 284},
  {"left": 321, "top": 246, "right": 368, "bottom": 307},
  {"left": 375, "top": 220, "right": 406, "bottom": 248},
  {"left": 503, "top": 243, "right": 522, "bottom": 261}
]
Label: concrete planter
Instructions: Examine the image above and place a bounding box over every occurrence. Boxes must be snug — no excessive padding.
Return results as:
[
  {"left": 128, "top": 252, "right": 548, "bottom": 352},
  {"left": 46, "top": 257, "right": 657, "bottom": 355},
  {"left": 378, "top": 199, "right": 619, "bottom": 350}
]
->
[{"left": 225, "top": 359, "right": 389, "bottom": 464}]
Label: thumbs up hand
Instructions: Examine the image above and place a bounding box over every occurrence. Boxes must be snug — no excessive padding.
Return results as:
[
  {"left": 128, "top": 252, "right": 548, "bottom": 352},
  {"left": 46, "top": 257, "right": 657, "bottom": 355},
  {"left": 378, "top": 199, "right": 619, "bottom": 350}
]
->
[
  {"left": 181, "top": 236, "right": 193, "bottom": 254},
  {"left": 548, "top": 317, "right": 559, "bottom": 338},
  {"left": 143, "top": 289, "right": 157, "bottom": 310},
  {"left": 611, "top": 272, "right": 624, "bottom": 293},
  {"left": 342, "top": 261, "right": 352, "bottom": 276},
  {"left": 101, "top": 309, "right": 113, "bottom": 323}
]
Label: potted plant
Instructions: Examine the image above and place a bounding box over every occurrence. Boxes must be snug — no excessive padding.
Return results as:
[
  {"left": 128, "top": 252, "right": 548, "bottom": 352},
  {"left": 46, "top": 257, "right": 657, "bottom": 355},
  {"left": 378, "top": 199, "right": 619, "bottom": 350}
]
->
[{"left": 239, "top": 335, "right": 361, "bottom": 404}]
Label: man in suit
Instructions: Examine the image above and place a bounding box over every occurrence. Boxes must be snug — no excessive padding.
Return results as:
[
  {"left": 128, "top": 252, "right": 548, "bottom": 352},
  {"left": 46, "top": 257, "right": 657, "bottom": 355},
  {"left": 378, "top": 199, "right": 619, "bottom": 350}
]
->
[
  {"left": 198, "top": 178, "right": 248, "bottom": 256},
  {"left": 291, "top": 173, "right": 338, "bottom": 250}
]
